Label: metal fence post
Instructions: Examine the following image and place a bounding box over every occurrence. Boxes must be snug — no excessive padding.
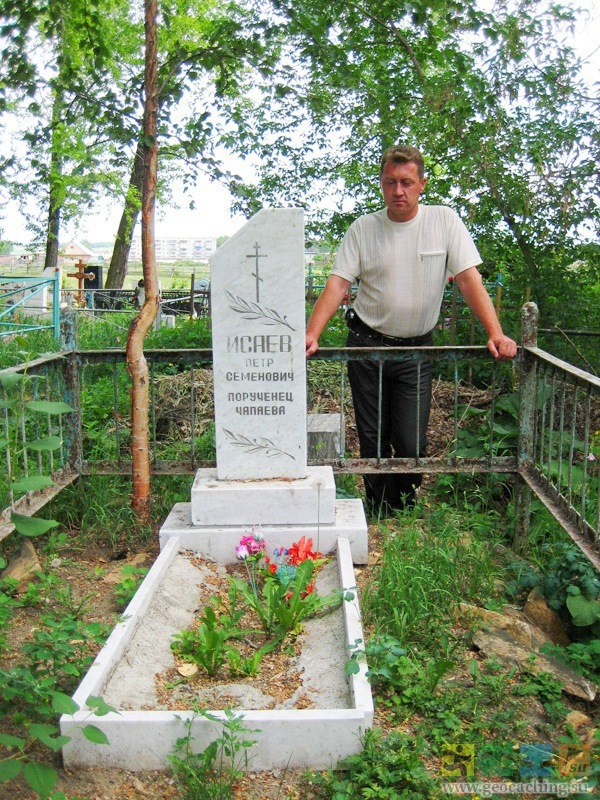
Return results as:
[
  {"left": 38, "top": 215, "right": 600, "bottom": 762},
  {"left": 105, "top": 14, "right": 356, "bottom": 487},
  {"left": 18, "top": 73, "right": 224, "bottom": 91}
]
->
[
  {"left": 59, "top": 308, "right": 82, "bottom": 473},
  {"left": 52, "top": 267, "right": 61, "bottom": 339},
  {"left": 514, "top": 302, "right": 539, "bottom": 552}
]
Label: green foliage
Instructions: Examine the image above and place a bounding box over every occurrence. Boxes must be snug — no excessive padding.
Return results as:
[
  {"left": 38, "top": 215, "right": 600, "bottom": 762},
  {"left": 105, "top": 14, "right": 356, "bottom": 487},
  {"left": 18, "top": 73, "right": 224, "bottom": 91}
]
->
[
  {"left": 311, "top": 309, "right": 348, "bottom": 348},
  {"left": 44, "top": 475, "right": 155, "bottom": 550},
  {"left": 168, "top": 708, "right": 259, "bottom": 800},
  {"left": 113, "top": 564, "right": 148, "bottom": 610},
  {"left": 361, "top": 505, "right": 502, "bottom": 649},
  {"left": 75, "top": 313, "right": 133, "bottom": 350},
  {"left": 307, "top": 729, "right": 443, "bottom": 799},
  {"left": 172, "top": 605, "right": 242, "bottom": 679},
  {"left": 307, "top": 360, "right": 347, "bottom": 414},
  {"left": 515, "top": 663, "right": 566, "bottom": 724},
  {"left": 505, "top": 542, "right": 600, "bottom": 636},
  {"left": 0, "top": 370, "right": 74, "bottom": 525},
  {"left": 0, "top": 565, "right": 112, "bottom": 799},
  {"left": 455, "top": 391, "right": 520, "bottom": 459},
  {"left": 226, "top": 0, "right": 598, "bottom": 337},
  {"left": 231, "top": 558, "right": 340, "bottom": 641},
  {"left": 540, "top": 639, "right": 600, "bottom": 684},
  {"left": 145, "top": 317, "right": 212, "bottom": 349},
  {"left": 0, "top": 332, "right": 58, "bottom": 371},
  {"left": 347, "top": 633, "right": 455, "bottom": 710},
  {"left": 330, "top": 501, "right": 599, "bottom": 795},
  {"left": 79, "top": 367, "right": 131, "bottom": 463}
]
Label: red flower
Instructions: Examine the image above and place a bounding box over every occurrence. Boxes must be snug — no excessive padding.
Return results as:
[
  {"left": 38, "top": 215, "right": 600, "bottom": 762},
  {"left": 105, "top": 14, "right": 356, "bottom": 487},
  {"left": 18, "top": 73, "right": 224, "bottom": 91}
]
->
[
  {"left": 287, "top": 536, "right": 321, "bottom": 565},
  {"left": 301, "top": 582, "right": 315, "bottom": 599}
]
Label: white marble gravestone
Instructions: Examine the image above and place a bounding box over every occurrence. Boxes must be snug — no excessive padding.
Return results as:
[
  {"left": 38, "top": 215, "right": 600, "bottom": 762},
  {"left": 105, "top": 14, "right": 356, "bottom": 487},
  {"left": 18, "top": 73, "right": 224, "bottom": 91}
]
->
[
  {"left": 160, "top": 207, "right": 367, "bottom": 562},
  {"left": 211, "top": 208, "right": 307, "bottom": 481}
]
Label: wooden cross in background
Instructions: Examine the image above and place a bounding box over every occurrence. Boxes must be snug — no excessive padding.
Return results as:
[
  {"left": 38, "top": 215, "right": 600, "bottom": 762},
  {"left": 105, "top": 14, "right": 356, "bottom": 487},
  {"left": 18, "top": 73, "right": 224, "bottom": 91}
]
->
[{"left": 67, "top": 260, "right": 95, "bottom": 305}]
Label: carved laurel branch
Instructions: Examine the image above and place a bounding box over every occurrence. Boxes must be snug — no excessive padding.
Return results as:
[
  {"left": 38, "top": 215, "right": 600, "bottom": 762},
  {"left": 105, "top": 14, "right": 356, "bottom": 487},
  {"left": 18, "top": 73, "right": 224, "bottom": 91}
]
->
[
  {"left": 223, "top": 429, "right": 296, "bottom": 460},
  {"left": 225, "top": 291, "right": 295, "bottom": 331}
]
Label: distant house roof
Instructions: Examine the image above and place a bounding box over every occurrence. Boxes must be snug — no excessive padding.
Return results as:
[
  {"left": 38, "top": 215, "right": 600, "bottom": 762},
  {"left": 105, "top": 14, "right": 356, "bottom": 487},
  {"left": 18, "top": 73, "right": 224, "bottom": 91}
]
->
[{"left": 62, "top": 240, "right": 97, "bottom": 260}]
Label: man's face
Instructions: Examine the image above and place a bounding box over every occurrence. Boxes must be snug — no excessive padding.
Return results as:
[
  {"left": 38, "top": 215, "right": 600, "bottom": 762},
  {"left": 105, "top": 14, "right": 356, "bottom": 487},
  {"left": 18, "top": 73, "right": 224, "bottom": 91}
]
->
[{"left": 380, "top": 160, "right": 426, "bottom": 222}]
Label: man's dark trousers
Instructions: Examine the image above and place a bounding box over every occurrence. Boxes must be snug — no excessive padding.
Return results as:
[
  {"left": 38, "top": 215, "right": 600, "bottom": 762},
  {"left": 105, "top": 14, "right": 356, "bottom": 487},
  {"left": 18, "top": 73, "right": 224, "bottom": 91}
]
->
[{"left": 346, "top": 322, "right": 433, "bottom": 514}]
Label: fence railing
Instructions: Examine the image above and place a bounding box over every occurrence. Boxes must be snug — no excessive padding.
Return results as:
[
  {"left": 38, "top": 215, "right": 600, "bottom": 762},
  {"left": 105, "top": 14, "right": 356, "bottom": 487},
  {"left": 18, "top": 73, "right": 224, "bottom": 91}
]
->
[
  {"left": 0, "top": 271, "right": 61, "bottom": 339},
  {"left": 518, "top": 303, "right": 600, "bottom": 567},
  {"left": 1, "top": 305, "right": 598, "bottom": 569}
]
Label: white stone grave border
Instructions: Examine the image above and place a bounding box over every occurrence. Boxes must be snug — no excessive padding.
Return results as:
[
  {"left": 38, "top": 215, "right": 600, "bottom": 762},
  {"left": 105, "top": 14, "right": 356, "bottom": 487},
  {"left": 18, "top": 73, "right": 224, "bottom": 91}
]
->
[{"left": 61, "top": 535, "right": 373, "bottom": 772}]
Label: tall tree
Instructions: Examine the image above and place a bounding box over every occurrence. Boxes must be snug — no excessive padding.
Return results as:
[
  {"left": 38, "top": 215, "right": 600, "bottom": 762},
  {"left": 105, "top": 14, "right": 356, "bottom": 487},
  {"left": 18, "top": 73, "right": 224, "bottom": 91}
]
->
[
  {"left": 127, "top": 0, "right": 159, "bottom": 524},
  {"left": 0, "top": 0, "right": 131, "bottom": 258},
  {"left": 104, "top": 0, "right": 272, "bottom": 288},
  {"left": 226, "top": 0, "right": 598, "bottom": 324}
]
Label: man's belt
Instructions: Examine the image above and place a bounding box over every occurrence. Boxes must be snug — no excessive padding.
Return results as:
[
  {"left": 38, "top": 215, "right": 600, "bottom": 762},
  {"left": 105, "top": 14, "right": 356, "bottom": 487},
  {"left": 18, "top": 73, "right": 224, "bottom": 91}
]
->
[{"left": 348, "top": 311, "right": 432, "bottom": 346}]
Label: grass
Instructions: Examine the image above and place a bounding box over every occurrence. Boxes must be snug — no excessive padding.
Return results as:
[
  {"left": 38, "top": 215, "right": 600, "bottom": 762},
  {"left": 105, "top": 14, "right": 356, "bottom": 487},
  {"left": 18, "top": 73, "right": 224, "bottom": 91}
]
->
[{"left": 361, "top": 505, "right": 503, "bottom": 650}]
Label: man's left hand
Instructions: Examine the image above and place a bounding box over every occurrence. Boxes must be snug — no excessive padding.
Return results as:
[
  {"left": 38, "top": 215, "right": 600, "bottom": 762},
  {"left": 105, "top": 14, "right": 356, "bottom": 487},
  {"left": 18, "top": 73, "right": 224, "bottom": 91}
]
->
[{"left": 487, "top": 335, "right": 518, "bottom": 361}]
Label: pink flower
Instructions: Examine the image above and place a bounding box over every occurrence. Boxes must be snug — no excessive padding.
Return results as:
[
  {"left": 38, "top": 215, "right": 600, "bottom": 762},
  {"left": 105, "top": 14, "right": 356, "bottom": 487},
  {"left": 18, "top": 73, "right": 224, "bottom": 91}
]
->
[
  {"left": 236, "top": 544, "right": 250, "bottom": 560},
  {"left": 239, "top": 533, "right": 266, "bottom": 555}
]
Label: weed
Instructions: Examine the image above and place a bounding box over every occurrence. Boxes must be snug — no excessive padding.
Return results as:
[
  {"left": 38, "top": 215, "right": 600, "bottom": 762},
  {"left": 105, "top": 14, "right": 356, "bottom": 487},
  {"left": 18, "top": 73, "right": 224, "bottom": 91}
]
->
[
  {"left": 46, "top": 475, "right": 155, "bottom": 551},
  {"left": 515, "top": 662, "right": 567, "bottom": 724},
  {"left": 172, "top": 605, "right": 242, "bottom": 678},
  {"left": 334, "top": 473, "right": 361, "bottom": 499},
  {"left": 362, "top": 508, "right": 501, "bottom": 650},
  {"left": 540, "top": 639, "right": 600, "bottom": 682},
  {"left": 505, "top": 541, "right": 600, "bottom": 637},
  {"left": 0, "top": 567, "right": 112, "bottom": 798},
  {"left": 168, "top": 708, "right": 259, "bottom": 800},
  {"left": 113, "top": 564, "right": 148, "bottom": 610},
  {"left": 307, "top": 728, "right": 444, "bottom": 799}
]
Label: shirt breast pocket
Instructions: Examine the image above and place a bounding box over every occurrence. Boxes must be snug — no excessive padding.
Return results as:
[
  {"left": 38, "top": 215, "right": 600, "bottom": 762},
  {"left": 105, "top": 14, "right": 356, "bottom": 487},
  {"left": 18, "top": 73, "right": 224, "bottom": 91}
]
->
[{"left": 419, "top": 251, "right": 447, "bottom": 275}]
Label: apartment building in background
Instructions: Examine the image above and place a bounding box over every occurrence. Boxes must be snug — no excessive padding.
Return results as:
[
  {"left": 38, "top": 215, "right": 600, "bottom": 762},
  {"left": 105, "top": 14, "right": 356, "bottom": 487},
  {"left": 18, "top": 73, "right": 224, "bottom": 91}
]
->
[{"left": 128, "top": 236, "right": 218, "bottom": 262}]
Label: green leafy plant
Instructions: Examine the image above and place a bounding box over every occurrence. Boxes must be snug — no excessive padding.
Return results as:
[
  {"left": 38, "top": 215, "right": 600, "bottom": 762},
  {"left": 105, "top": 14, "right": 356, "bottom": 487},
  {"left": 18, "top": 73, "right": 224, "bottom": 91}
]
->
[
  {"left": 540, "top": 639, "right": 600, "bottom": 683},
  {"left": 168, "top": 708, "right": 259, "bottom": 800},
  {"left": 0, "top": 370, "right": 74, "bottom": 535},
  {"left": 113, "top": 564, "right": 148, "bottom": 609},
  {"left": 455, "top": 391, "right": 520, "bottom": 459},
  {"left": 172, "top": 605, "right": 242, "bottom": 678},
  {"left": 0, "top": 691, "right": 115, "bottom": 799},
  {"left": 0, "top": 562, "right": 111, "bottom": 799},
  {"left": 515, "top": 662, "right": 566, "bottom": 725},
  {"left": 307, "top": 728, "right": 443, "bottom": 799},
  {"left": 508, "top": 542, "right": 600, "bottom": 636},
  {"left": 235, "top": 533, "right": 342, "bottom": 639},
  {"left": 231, "top": 557, "right": 339, "bottom": 641}
]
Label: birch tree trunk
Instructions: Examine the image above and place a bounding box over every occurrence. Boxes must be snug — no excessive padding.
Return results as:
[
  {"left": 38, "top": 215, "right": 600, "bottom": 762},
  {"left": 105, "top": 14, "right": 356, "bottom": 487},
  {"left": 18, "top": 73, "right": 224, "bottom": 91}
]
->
[{"left": 126, "top": 0, "right": 158, "bottom": 524}]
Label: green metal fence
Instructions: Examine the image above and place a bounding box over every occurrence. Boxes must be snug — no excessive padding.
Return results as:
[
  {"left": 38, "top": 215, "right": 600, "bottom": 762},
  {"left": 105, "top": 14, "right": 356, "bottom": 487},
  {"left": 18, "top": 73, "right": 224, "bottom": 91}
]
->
[
  {"left": 0, "top": 271, "right": 61, "bottom": 339},
  {"left": 1, "top": 304, "right": 598, "bottom": 569}
]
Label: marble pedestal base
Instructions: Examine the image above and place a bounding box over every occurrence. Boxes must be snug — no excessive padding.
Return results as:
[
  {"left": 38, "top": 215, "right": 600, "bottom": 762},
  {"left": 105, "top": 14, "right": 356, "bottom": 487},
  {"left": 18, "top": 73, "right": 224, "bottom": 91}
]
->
[
  {"left": 160, "top": 499, "right": 368, "bottom": 565},
  {"left": 191, "top": 465, "right": 337, "bottom": 526}
]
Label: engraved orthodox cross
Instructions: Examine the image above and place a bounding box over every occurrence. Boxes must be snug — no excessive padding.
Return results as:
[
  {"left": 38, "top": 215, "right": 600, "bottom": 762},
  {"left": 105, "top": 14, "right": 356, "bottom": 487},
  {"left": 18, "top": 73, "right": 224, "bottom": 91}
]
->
[{"left": 246, "top": 242, "right": 266, "bottom": 302}]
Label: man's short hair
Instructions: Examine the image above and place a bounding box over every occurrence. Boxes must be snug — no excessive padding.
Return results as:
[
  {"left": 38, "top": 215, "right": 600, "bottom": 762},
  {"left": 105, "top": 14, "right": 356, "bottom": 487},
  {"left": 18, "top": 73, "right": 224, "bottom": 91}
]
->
[{"left": 380, "top": 145, "right": 425, "bottom": 180}]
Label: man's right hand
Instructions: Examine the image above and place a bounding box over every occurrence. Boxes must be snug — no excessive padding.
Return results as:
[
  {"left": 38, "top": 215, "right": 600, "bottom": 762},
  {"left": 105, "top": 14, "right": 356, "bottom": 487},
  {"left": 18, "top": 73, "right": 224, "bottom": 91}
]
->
[
  {"left": 306, "top": 332, "right": 319, "bottom": 357},
  {"left": 305, "top": 274, "right": 351, "bottom": 359}
]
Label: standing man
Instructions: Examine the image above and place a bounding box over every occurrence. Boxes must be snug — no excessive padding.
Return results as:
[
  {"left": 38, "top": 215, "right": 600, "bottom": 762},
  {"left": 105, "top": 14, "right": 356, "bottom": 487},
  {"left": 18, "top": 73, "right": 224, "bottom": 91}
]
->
[{"left": 305, "top": 145, "right": 517, "bottom": 516}]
